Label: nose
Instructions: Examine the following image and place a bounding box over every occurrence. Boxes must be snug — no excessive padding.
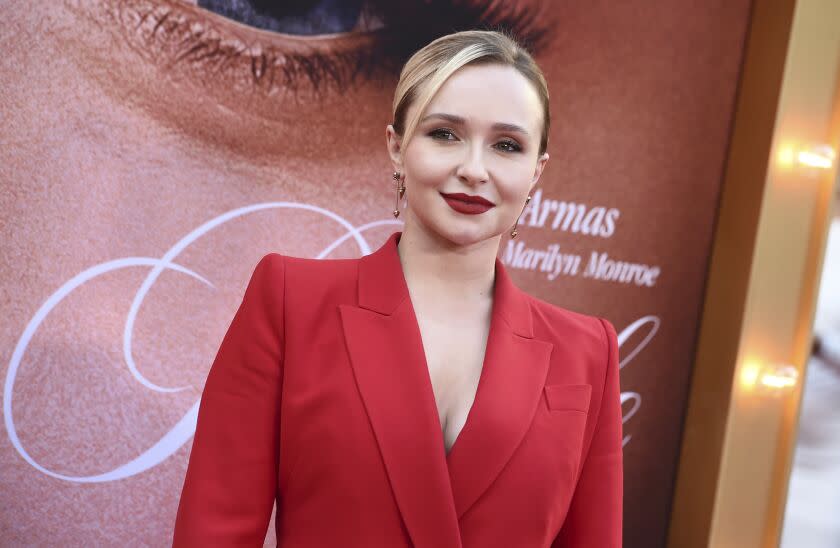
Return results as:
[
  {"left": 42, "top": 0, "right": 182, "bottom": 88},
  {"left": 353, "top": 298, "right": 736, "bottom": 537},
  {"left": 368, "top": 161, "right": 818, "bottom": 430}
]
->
[{"left": 455, "top": 142, "right": 489, "bottom": 186}]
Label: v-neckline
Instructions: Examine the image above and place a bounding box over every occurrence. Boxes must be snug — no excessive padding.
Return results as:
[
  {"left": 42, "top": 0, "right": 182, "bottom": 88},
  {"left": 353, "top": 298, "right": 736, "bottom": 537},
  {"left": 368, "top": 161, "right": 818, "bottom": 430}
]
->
[
  {"left": 400, "top": 279, "right": 498, "bottom": 461},
  {"left": 392, "top": 234, "right": 499, "bottom": 461}
]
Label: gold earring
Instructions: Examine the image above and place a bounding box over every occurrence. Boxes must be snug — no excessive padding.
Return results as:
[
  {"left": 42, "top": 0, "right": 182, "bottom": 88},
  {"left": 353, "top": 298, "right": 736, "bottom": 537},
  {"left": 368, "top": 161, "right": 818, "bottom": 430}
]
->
[
  {"left": 510, "top": 195, "right": 532, "bottom": 238},
  {"left": 392, "top": 171, "right": 406, "bottom": 218}
]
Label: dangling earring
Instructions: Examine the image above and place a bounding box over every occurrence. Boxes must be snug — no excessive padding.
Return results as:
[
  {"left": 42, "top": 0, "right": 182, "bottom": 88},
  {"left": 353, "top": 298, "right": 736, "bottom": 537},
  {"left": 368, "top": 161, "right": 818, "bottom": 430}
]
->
[
  {"left": 510, "top": 195, "right": 532, "bottom": 238},
  {"left": 392, "top": 171, "right": 406, "bottom": 218}
]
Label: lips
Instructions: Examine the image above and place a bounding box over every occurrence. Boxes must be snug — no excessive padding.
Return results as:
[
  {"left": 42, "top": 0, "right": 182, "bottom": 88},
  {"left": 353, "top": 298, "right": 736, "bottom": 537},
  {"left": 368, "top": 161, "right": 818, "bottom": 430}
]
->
[
  {"left": 440, "top": 192, "right": 496, "bottom": 215},
  {"left": 439, "top": 192, "right": 495, "bottom": 206}
]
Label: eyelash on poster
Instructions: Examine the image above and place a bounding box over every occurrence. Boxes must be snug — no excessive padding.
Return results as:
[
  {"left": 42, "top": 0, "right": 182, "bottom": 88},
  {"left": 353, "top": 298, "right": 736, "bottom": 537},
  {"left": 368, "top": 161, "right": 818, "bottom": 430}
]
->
[
  {"left": 112, "top": 0, "right": 550, "bottom": 95},
  {"left": 125, "top": 4, "right": 375, "bottom": 93}
]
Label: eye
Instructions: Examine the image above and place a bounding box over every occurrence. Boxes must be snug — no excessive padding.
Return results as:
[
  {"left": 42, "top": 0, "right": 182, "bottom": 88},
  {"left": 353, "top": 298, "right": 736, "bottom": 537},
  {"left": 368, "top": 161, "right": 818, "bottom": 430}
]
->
[
  {"left": 429, "top": 129, "right": 457, "bottom": 141},
  {"left": 100, "top": 0, "right": 553, "bottom": 98},
  {"left": 496, "top": 140, "right": 523, "bottom": 153},
  {"left": 428, "top": 128, "right": 458, "bottom": 141},
  {"left": 196, "top": 0, "right": 379, "bottom": 35}
]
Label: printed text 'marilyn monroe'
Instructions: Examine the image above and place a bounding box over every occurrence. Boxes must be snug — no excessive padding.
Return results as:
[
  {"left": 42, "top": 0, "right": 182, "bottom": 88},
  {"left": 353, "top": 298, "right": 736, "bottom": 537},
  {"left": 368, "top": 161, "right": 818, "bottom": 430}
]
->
[{"left": 503, "top": 240, "right": 661, "bottom": 287}]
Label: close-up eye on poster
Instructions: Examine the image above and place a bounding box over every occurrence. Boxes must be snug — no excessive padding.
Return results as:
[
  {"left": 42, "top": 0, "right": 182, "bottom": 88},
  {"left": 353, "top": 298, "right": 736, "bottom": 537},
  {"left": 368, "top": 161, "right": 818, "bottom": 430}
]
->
[{"left": 1, "top": 1, "right": 838, "bottom": 547}]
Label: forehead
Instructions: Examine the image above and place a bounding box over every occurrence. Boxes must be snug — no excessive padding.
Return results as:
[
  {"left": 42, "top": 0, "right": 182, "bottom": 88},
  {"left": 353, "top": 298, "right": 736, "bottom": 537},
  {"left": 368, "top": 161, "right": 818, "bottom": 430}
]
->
[{"left": 423, "top": 63, "right": 543, "bottom": 130}]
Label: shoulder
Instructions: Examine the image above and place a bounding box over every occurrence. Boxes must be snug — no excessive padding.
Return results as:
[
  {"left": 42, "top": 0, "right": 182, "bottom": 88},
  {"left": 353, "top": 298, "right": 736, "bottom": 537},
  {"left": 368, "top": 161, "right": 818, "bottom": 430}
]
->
[
  {"left": 253, "top": 252, "right": 359, "bottom": 277},
  {"left": 251, "top": 252, "right": 360, "bottom": 298},
  {"left": 524, "top": 292, "right": 615, "bottom": 363},
  {"left": 281, "top": 253, "right": 359, "bottom": 281}
]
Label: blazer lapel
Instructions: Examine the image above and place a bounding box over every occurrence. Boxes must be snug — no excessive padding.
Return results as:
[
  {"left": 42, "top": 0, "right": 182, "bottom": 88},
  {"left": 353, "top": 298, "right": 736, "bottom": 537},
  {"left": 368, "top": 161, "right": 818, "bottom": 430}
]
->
[
  {"left": 339, "top": 232, "right": 462, "bottom": 548},
  {"left": 445, "top": 257, "right": 554, "bottom": 519},
  {"left": 339, "top": 231, "right": 554, "bottom": 537}
]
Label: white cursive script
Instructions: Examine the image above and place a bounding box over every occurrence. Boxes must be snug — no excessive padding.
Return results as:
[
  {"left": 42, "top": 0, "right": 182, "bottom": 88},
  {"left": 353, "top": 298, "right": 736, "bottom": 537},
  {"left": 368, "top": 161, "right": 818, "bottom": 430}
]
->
[
  {"left": 3, "top": 202, "right": 400, "bottom": 482},
  {"left": 616, "top": 315, "right": 659, "bottom": 446}
]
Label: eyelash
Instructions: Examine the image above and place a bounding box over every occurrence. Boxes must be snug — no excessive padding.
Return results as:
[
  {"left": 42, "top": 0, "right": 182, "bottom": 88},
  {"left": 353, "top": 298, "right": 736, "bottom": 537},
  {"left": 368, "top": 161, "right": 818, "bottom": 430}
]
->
[
  {"left": 428, "top": 129, "right": 523, "bottom": 153},
  {"left": 91, "top": 1, "right": 377, "bottom": 95},
  {"left": 96, "top": 0, "right": 550, "bottom": 97}
]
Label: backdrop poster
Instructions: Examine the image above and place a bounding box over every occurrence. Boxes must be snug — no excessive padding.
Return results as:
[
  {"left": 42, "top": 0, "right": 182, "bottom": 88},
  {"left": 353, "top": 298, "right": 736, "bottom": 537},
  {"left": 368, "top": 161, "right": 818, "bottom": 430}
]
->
[{"left": 1, "top": 1, "right": 750, "bottom": 546}]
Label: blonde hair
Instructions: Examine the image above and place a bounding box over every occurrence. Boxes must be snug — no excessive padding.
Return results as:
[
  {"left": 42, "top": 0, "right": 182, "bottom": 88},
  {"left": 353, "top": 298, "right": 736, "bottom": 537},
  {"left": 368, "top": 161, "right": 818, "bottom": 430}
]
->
[{"left": 392, "top": 29, "right": 550, "bottom": 156}]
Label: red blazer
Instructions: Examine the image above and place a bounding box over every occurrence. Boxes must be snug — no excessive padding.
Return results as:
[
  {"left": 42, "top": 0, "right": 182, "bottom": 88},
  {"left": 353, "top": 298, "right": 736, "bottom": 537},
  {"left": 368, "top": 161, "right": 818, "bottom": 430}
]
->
[{"left": 173, "top": 231, "right": 623, "bottom": 547}]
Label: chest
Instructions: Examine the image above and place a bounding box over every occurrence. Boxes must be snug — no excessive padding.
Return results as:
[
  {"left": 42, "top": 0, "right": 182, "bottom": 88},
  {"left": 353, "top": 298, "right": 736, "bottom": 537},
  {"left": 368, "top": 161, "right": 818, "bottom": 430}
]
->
[{"left": 414, "top": 313, "right": 491, "bottom": 455}]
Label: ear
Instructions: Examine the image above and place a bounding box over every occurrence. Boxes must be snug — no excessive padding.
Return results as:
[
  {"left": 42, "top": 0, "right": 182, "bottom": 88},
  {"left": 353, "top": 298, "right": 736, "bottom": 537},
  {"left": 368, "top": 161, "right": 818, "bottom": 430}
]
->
[
  {"left": 528, "top": 152, "right": 550, "bottom": 194},
  {"left": 385, "top": 125, "right": 404, "bottom": 173}
]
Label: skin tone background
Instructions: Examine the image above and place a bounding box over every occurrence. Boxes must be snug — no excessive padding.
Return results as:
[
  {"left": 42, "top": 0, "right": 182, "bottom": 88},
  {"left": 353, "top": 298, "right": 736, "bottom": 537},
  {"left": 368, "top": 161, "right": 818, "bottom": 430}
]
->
[{"left": 0, "top": 1, "right": 751, "bottom": 546}]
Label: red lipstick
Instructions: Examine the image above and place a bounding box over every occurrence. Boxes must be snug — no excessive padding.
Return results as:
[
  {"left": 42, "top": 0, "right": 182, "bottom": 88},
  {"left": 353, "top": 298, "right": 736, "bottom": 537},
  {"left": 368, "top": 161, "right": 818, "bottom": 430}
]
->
[{"left": 440, "top": 192, "right": 496, "bottom": 215}]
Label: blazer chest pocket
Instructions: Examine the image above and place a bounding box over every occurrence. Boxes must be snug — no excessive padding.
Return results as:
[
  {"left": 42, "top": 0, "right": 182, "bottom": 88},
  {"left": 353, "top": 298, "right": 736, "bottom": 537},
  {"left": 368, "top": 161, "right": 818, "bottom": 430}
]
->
[{"left": 544, "top": 383, "right": 592, "bottom": 414}]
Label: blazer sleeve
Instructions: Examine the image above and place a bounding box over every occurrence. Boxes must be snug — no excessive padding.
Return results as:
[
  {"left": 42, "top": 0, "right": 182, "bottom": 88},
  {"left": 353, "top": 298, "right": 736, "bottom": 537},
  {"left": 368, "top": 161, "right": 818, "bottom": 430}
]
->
[
  {"left": 553, "top": 317, "right": 624, "bottom": 548},
  {"left": 173, "top": 253, "right": 286, "bottom": 547}
]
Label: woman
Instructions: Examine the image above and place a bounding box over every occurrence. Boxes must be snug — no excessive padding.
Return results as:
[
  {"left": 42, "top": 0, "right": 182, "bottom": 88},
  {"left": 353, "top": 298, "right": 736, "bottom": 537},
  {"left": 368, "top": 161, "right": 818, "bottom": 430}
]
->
[{"left": 173, "top": 29, "right": 623, "bottom": 547}]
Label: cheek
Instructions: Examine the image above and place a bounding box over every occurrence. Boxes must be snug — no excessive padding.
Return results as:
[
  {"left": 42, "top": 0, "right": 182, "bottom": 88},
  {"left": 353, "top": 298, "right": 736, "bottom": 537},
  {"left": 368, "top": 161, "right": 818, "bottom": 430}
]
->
[
  {"left": 404, "top": 143, "right": 451, "bottom": 188},
  {"left": 494, "top": 163, "right": 535, "bottom": 198}
]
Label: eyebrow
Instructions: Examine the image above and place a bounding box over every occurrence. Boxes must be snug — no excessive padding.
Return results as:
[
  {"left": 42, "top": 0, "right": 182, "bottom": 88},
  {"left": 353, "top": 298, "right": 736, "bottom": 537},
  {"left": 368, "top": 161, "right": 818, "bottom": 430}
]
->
[{"left": 420, "top": 113, "right": 531, "bottom": 136}]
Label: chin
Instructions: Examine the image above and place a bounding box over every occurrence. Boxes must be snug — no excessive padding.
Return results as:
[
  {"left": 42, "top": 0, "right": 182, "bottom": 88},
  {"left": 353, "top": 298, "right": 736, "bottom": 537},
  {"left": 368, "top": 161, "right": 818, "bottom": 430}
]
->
[
  {"left": 431, "top": 220, "right": 501, "bottom": 248},
  {"left": 408, "top": 204, "right": 506, "bottom": 248}
]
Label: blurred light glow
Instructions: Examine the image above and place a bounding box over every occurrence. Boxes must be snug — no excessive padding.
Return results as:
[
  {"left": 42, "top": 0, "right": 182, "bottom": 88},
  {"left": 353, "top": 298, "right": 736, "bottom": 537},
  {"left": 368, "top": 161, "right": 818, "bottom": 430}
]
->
[
  {"left": 740, "top": 360, "right": 762, "bottom": 390},
  {"left": 777, "top": 143, "right": 836, "bottom": 170},
  {"left": 739, "top": 360, "right": 799, "bottom": 395},
  {"left": 778, "top": 145, "right": 796, "bottom": 167},
  {"left": 759, "top": 364, "right": 798, "bottom": 389},
  {"left": 796, "top": 146, "right": 834, "bottom": 169}
]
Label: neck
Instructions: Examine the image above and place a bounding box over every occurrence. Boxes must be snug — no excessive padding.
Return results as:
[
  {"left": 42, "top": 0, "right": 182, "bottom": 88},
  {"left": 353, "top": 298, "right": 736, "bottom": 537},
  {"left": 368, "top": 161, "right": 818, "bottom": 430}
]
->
[{"left": 396, "top": 218, "right": 500, "bottom": 305}]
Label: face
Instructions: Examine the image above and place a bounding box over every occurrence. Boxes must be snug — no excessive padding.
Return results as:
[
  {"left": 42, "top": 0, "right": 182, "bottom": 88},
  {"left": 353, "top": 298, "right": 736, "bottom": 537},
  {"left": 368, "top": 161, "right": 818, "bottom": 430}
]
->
[{"left": 387, "top": 63, "right": 549, "bottom": 248}]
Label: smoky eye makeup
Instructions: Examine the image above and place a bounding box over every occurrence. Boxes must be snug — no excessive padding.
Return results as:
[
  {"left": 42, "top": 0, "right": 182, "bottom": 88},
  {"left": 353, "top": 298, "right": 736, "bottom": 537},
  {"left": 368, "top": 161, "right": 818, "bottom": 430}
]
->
[
  {"left": 428, "top": 128, "right": 458, "bottom": 140},
  {"left": 83, "top": 0, "right": 553, "bottom": 99},
  {"left": 497, "top": 140, "right": 523, "bottom": 153},
  {"left": 427, "top": 128, "right": 526, "bottom": 154}
]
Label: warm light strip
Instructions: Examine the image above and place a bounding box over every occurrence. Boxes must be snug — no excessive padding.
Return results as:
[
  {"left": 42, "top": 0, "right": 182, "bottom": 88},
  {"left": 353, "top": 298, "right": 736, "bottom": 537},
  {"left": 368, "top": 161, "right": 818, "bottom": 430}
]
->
[
  {"left": 759, "top": 373, "right": 797, "bottom": 388},
  {"left": 739, "top": 361, "right": 798, "bottom": 393},
  {"left": 796, "top": 150, "right": 834, "bottom": 169}
]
